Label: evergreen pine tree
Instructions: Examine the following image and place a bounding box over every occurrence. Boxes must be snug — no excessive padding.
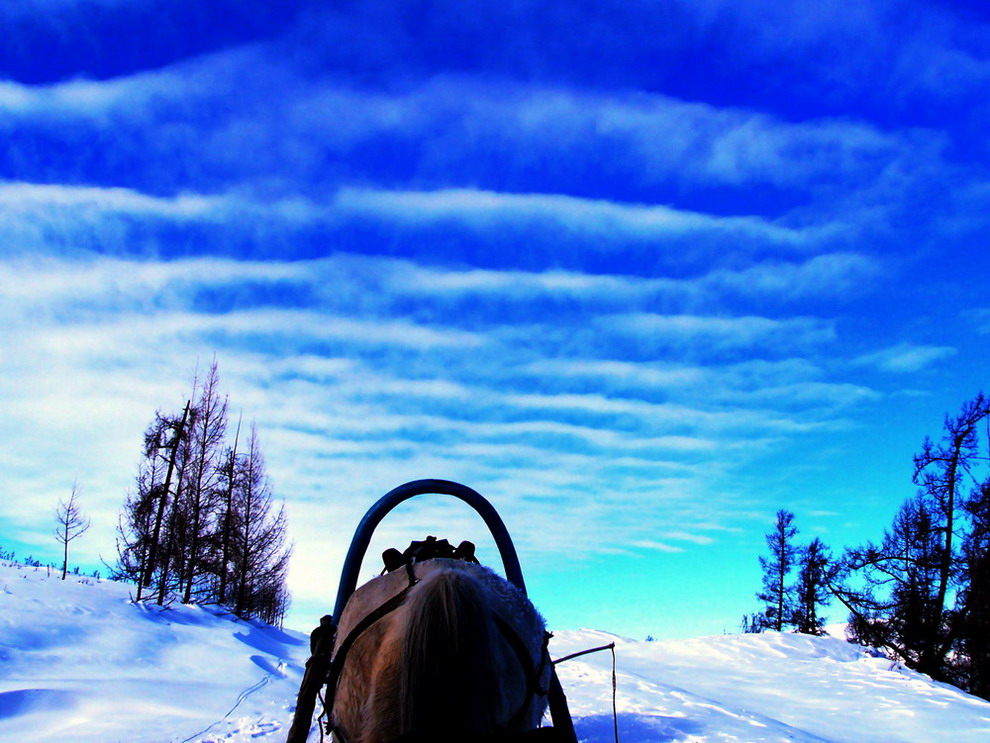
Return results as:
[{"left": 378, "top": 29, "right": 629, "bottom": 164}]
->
[
  {"left": 756, "top": 509, "right": 798, "bottom": 632},
  {"left": 793, "top": 538, "right": 831, "bottom": 635}
]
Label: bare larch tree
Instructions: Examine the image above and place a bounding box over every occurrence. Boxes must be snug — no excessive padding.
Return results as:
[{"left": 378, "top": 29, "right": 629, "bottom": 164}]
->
[{"left": 54, "top": 481, "right": 90, "bottom": 580}]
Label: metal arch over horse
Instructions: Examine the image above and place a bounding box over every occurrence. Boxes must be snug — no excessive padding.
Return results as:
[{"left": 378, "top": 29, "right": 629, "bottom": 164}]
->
[{"left": 286, "top": 480, "right": 578, "bottom": 743}]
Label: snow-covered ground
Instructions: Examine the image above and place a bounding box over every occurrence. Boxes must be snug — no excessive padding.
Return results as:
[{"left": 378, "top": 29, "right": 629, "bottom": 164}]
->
[{"left": 2, "top": 561, "right": 989, "bottom": 742}]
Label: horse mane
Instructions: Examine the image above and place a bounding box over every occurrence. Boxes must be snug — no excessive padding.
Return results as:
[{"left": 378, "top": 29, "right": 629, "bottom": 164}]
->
[{"left": 399, "top": 565, "right": 506, "bottom": 736}]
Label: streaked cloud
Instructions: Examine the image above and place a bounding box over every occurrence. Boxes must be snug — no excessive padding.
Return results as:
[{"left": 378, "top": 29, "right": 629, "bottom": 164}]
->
[
  {"left": 599, "top": 313, "right": 836, "bottom": 352},
  {"left": 706, "top": 253, "right": 881, "bottom": 301},
  {"left": 335, "top": 187, "right": 817, "bottom": 245},
  {"left": 1, "top": 53, "right": 939, "bottom": 223},
  {"left": 853, "top": 343, "right": 957, "bottom": 373},
  {"left": 0, "top": 181, "right": 227, "bottom": 216},
  {"left": 524, "top": 360, "right": 705, "bottom": 390},
  {"left": 632, "top": 540, "right": 685, "bottom": 554}
]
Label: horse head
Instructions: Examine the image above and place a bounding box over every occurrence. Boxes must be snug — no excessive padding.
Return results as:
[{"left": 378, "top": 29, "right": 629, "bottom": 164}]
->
[{"left": 329, "top": 557, "right": 551, "bottom": 743}]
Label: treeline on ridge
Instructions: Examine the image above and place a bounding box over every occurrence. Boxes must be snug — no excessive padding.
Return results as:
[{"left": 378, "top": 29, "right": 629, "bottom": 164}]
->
[
  {"left": 114, "top": 360, "right": 291, "bottom": 627},
  {"left": 746, "top": 393, "right": 990, "bottom": 701}
]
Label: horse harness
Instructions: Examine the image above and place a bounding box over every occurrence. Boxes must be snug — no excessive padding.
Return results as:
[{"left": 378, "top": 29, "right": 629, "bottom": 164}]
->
[{"left": 313, "top": 537, "right": 557, "bottom": 743}]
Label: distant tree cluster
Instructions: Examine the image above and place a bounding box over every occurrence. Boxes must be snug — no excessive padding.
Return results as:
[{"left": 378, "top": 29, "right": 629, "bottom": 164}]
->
[
  {"left": 115, "top": 360, "right": 292, "bottom": 626},
  {"left": 746, "top": 393, "right": 990, "bottom": 701},
  {"left": 742, "top": 510, "right": 830, "bottom": 636}
]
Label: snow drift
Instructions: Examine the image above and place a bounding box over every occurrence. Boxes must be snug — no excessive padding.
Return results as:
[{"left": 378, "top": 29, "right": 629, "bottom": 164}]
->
[{"left": 1, "top": 561, "right": 989, "bottom": 742}]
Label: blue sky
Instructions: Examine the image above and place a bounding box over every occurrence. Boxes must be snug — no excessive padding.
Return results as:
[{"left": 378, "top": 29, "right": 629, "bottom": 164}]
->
[{"left": 1, "top": 0, "right": 988, "bottom": 639}]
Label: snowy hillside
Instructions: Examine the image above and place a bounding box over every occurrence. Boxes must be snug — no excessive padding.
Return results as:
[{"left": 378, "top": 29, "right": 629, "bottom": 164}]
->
[
  {"left": 0, "top": 561, "right": 306, "bottom": 742},
  {"left": 2, "top": 562, "right": 989, "bottom": 742}
]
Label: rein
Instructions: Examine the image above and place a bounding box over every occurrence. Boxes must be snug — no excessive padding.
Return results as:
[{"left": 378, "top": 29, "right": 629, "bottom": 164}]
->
[
  {"left": 319, "top": 562, "right": 420, "bottom": 743},
  {"left": 552, "top": 643, "right": 620, "bottom": 743}
]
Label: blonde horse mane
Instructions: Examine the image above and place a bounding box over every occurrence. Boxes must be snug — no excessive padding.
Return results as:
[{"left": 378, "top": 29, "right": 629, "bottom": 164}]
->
[{"left": 331, "top": 559, "right": 549, "bottom": 743}]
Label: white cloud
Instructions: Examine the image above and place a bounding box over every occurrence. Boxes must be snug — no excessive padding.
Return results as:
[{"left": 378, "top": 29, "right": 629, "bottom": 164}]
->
[
  {"left": 632, "top": 540, "right": 685, "bottom": 553},
  {"left": 0, "top": 181, "right": 333, "bottom": 241},
  {"left": 191, "top": 309, "right": 485, "bottom": 349},
  {"left": 600, "top": 313, "right": 836, "bottom": 351},
  {"left": 0, "top": 181, "right": 225, "bottom": 216},
  {"left": 520, "top": 358, "right": 875, "bottom": 413},
  {"left": 854, "top": 343, "right": 957, "bottom": 373},
  {"left": 335, "top": 187, "right": 812, "bottom": 245},
  {"left": 0, "top": 253, "right": 308, "bottom": 313},
  {"left": 592, "top": 90, "right": 902, "bottom": 189},
  {"left": 524, "top": 359, "right": 705, "bottom": 389},
  {"left": 0, "top": 40, "right": 274, "bottom": 117},
  {"left": 707, "top": 253, "right": 881, "bottom": 300},
  {"left": 384, "top": 251, "right": 878, "bottom": 305},
  {"left": 723, "top": 382, "right": 880, "bottom": 409},
  {"left": 389, "top": 263, "right": 676, "bottom": 300},
  {"left": 500, "top": 391, "right": 823, "bottom": 435},
  {"left": 660, "top": 530, "right": 717, "bottom": 546}
]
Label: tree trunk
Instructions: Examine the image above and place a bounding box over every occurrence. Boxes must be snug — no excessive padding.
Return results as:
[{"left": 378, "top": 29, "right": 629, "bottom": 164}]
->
[
  {"left": 157, "top": 462, "right": 188, "bottom": 606},
  {"left": 924, "top": 438, "right": 961, "bottom": 674},
  {"left": 61, "top": 521, "right": 69, "bottom": 580},
  {"left": 144, "top": 400, "right": 190, "bottom": 594},
  {"left": 218, "top": 417, "right": 241, "bottom": 606}
]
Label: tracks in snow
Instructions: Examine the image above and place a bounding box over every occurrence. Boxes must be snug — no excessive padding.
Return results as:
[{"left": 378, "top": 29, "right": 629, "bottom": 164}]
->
[{"left": 179, "top": 658, "right": 288, "bottom": 743}]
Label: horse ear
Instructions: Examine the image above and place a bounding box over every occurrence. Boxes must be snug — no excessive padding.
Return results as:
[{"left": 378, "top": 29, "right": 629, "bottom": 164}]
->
[
  {"left": 454, "top": 540, "right": 478, "bottom": 563},
  {"left": 383, "top": 548, "right": 405, "bottom": 573}
]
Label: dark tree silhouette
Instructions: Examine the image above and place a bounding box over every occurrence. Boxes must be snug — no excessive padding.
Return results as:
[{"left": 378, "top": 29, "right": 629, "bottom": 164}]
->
[
  {"left": 793, "top": 537, "right": 831, "bottom": 635},
  {"left": 230, "top": 423, "right": 291, "bottom": 624},
  {"left": 833, "top": 393, "right": 990, "bottom": 689},
  {"left": 756, "top": 510, "right": 798, "bottom": 632},
  {"left": 739, "top": 613, "right": 763, "bottom": 634},
  {"left": 180, "top": 361, "right": 228, "bottom": 604},
  {"left": 216, "top": 415, "right": 242, "bottom": 608},
  {"left": 139, "top": 402, "right": 192, "bottom": 600},
  {"left": 910, "top": 393, "right": 990, "bottom": 675},
  {"left": 835, "top": 495, "right": 944, "bottom": 670},
  {"left": 116, "top": 404, "right": 190, "bottom": 599},
  {"left": 157, "top": 403, "right": 197, "bottom": 606},
  {"left": 956, "top": 479, "right": 990, "bottom": 698},
  {"left": 116, "top": 361, "right": 291, "bottom": 625},
  {"left": 114, "top": 463, "right": 160, "bottom": 599}
]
